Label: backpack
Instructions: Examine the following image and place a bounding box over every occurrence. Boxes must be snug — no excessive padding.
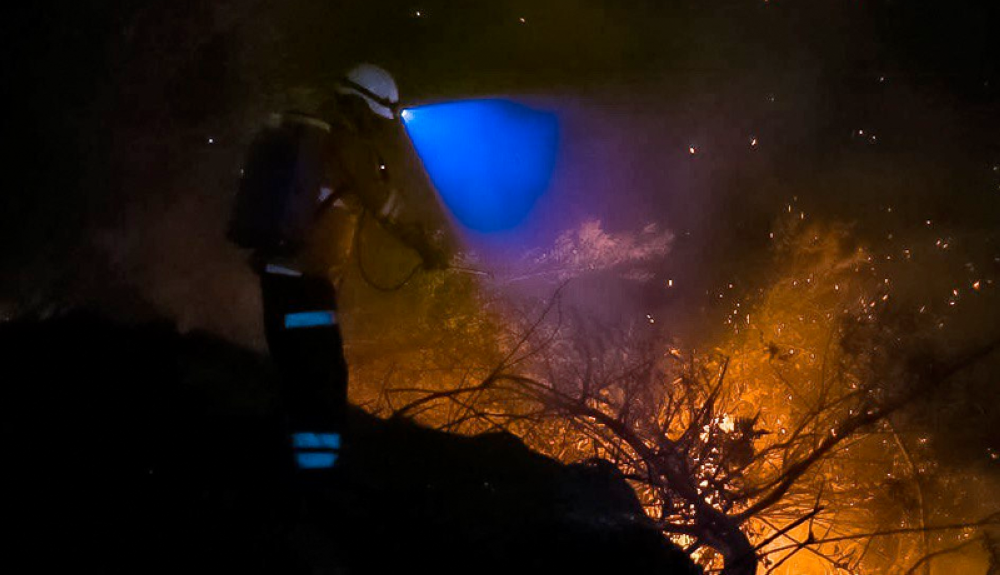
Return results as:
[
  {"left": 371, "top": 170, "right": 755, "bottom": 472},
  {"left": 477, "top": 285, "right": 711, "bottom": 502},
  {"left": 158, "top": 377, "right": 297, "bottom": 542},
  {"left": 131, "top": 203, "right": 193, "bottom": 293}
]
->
[{"left": 227, "top": 113, "right": 333, "bottom": 250}]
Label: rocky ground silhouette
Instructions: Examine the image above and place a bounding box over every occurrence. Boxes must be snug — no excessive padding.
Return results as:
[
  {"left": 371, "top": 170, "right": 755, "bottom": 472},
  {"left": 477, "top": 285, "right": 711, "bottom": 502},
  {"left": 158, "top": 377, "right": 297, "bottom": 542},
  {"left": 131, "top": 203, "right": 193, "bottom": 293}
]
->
[{"left": 4, "top": 311, "right": 700, "bottom": 575}]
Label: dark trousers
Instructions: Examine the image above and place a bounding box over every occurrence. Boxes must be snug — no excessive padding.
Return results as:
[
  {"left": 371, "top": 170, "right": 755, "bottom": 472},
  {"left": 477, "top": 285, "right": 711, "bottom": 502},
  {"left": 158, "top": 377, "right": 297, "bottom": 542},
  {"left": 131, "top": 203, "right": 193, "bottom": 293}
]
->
[{"left": 260, "top": 272, "right": 348, "bottom": 435}]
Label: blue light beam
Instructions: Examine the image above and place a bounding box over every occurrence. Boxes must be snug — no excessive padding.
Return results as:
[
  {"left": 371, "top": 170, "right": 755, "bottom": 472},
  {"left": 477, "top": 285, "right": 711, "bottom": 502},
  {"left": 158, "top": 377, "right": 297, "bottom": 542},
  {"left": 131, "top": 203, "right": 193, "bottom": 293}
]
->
[{"left": 402, "top": 100, "right": 559, "bottom": 232}]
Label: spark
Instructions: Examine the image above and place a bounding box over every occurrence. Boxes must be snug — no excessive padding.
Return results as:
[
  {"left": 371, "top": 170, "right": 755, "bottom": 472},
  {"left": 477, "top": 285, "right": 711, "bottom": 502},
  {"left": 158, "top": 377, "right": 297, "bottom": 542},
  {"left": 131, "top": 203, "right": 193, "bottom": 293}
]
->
[
  {"left": 689, "top": 145, "right": 697, "bottom": 155},
  {"left": 973, "top": 280, "right": 982, "bottom": 291},
  {"left": 667, "top": 279, "right": 674, "bottom": 287},
  {"left": 207, "top": 137, "right": 214, "bottom": 144},
  {"left": 750, "top": 137, "right": 758, "bottom": 147},
  {"left": 718, "top": 415, "right": 735, "bottom": 432},
  {"left": 518, "top": 16, "right": 526, "bottom": 23}
]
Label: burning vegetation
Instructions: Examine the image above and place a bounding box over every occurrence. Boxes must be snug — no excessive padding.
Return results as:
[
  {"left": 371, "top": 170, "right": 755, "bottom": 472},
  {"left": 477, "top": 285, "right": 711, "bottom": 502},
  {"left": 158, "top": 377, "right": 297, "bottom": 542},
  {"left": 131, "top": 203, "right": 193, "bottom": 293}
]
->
[{"left": 346, "top": 212, "right": 1000, "bottom": 575}]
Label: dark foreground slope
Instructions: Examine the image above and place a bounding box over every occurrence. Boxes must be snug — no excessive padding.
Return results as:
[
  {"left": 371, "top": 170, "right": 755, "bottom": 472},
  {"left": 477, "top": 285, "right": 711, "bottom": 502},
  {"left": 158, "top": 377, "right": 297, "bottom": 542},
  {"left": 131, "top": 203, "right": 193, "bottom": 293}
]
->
[{"left": 2, "top": 312, "right": 699, "bottom": 575}]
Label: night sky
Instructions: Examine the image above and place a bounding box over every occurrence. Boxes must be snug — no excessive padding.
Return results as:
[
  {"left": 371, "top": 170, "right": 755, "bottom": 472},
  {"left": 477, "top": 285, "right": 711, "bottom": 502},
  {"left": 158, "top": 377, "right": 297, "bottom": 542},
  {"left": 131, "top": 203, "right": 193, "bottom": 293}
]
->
[
  {"left": 7, "top": 0, "right": 998, "bottom": 319},
  {"left": 5, "top": 1, "right": 1000, "bottom": 568}
]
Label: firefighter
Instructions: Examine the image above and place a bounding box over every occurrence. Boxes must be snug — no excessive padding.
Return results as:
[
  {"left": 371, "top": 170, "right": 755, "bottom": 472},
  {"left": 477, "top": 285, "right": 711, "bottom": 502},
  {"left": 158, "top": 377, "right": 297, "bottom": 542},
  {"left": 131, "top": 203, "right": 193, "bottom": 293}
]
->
[{"left": 228, "top": 64, "right": 446, "bottom": 473}]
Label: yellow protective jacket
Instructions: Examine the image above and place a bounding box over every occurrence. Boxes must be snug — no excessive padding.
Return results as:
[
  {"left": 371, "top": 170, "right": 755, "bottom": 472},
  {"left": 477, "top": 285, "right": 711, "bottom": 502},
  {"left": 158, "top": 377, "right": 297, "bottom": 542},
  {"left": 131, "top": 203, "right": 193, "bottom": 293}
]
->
[{"left": 259, "top": 109, "right": 430, "bottom": 282}]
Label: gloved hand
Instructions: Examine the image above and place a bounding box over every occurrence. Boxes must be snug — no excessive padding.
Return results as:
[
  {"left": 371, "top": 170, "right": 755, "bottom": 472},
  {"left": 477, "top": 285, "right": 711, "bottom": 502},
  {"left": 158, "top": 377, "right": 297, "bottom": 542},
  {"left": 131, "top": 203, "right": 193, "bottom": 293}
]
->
[
  {"left": 419, "top": 245, "right": 451, "bottom": 270},
  {"left": 389, "top": 220, "right": 450, "bottom": 270}
]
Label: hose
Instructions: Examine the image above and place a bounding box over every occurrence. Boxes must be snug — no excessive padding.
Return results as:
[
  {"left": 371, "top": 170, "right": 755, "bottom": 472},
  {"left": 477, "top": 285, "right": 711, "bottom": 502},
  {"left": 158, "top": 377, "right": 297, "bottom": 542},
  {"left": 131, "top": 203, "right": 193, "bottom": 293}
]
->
[{"left": 354, "top": 209, "right": 424, "bottom": 292}]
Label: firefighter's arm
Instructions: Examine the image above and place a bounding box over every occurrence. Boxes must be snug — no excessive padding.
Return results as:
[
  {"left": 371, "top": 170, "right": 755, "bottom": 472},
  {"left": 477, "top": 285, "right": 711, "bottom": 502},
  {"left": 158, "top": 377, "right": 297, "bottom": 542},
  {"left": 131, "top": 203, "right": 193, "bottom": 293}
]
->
[
  {"left": 372, "top": 210, "right": 450, "bottom": 270},
  {"left": 351, "top": 142, "right": 450, "bottom": 269}
]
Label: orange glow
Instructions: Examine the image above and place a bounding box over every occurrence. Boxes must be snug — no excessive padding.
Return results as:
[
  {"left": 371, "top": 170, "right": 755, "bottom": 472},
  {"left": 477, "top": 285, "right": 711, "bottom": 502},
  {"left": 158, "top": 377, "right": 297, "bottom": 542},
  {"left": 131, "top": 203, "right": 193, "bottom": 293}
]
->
[{"left": 346, "top": 218, "right": 993, "bottom": 574}]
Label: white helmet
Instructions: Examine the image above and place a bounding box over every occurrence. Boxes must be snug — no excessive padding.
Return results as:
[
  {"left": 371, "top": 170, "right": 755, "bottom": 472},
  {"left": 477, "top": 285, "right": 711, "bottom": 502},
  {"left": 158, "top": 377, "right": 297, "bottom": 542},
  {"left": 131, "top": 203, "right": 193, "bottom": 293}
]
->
[{"left": 336, "top": 63, "right": 399, "bottom": 120}]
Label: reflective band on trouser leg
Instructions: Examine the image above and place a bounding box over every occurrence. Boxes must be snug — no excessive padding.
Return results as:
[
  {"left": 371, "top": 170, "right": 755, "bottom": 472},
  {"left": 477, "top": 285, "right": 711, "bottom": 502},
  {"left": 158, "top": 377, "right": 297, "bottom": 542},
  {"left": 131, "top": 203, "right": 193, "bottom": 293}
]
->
[
  {"left": 291, "top": 432, "right": 342, "bottom": 469},
  {"left": 284, "top": 311, "right": 337, "bottom": 329},
  {"left": 296, "top": 452, "right": 339, "bottom": 469},
  {"left": 291, "top": 432, "right": 341, "bottom": 450}
]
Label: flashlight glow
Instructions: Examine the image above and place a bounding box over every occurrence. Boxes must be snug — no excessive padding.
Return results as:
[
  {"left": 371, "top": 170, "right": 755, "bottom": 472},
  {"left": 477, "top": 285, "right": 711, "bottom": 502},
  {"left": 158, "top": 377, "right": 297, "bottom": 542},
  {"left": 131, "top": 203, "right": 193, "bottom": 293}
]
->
[{"left": 402, "top": 99, "right": 559, "bottom": 231}]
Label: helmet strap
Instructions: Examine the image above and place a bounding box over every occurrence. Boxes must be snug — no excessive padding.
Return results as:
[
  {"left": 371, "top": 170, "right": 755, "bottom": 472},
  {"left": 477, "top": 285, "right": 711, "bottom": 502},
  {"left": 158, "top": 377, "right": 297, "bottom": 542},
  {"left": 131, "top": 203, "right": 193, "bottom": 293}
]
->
[{"left": 339, "top": 77, "right": 401, "bottom": 119}]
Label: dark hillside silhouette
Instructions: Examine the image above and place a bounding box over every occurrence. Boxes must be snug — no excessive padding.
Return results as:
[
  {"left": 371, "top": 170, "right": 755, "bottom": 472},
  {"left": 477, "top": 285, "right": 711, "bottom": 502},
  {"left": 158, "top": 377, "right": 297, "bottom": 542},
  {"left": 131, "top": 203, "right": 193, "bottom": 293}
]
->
[{"left": 3, "top": 312, "right": 699, "bottom": 575}]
